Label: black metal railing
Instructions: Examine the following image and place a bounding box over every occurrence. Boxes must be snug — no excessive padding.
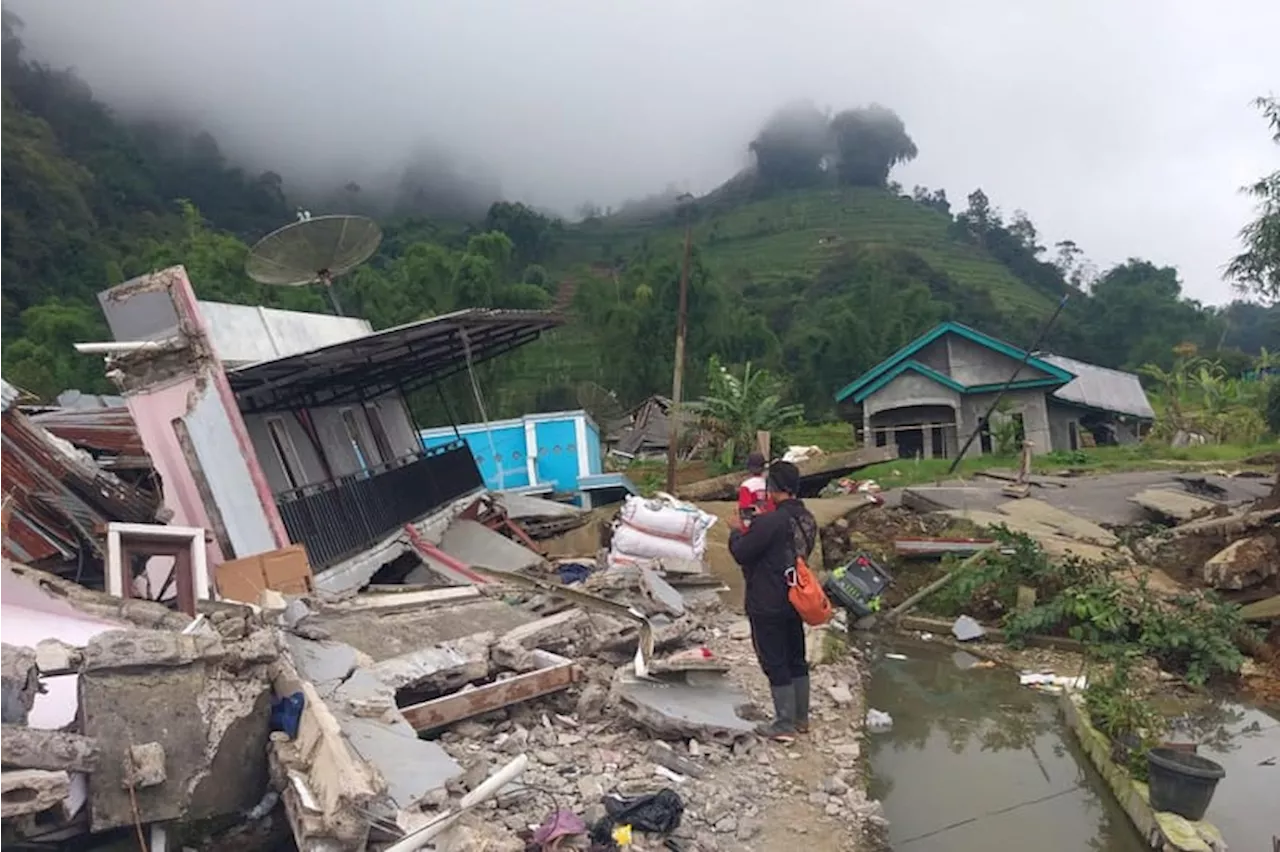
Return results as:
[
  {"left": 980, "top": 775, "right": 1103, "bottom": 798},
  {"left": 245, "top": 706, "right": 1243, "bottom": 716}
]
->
[{"left": 275, "top": 441, "right": 483, "bottom": 570}]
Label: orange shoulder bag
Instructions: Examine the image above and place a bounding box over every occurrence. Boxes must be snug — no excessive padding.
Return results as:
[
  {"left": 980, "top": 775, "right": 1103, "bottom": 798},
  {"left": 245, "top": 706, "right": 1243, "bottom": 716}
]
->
[{"left": 785, "top": 520, "right": 833, "bottom": 626}]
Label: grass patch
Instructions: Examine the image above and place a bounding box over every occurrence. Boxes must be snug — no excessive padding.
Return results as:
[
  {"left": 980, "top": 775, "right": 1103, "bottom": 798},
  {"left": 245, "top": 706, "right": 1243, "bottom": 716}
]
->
[
  {"left": 850, "top": 442, "right": 1277, "bottom": 489},
  {"left": 781, "top": 422, "right": 857, "bottom": 452}
]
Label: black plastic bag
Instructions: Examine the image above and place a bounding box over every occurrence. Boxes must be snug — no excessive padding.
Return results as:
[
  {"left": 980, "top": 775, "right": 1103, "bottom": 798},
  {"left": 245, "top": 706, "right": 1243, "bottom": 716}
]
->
[{"left": 589, "top": 788, "right": 685, "bottom": 846}]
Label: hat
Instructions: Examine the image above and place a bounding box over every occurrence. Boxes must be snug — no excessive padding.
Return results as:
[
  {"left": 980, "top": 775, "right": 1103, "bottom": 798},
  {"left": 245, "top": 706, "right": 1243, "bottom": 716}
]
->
[
  {"left": 767, "top": 460, "right": 801, "bottom": 495},
  {"left": 746, "top": 452, "right": 767, "bottom": 474}
]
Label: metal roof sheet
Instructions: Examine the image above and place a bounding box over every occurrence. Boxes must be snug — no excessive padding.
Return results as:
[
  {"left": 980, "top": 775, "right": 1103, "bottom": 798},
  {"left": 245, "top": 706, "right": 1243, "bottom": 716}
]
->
[{"left": 1040, "top": 354, "right": 1155, "bottom": 419}]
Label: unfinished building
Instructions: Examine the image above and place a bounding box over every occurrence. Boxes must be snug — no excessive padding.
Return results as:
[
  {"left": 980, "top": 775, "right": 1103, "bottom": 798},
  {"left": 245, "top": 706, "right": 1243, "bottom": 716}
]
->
[{"left": 834, "top": 322, "right": 1155, "bottom": 459}]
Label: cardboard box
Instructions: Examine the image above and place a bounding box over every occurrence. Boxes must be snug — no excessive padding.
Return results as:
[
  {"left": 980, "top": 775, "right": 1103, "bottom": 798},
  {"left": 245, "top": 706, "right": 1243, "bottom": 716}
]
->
[{"left": 215, "top": 544, "right": 313, "bottom": 604}]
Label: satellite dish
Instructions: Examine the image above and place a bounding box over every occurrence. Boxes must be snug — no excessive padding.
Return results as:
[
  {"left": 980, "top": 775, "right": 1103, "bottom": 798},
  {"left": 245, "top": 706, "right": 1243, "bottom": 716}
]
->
[{"left": 246, "top": 214, "right": 382, "bottom": 315}]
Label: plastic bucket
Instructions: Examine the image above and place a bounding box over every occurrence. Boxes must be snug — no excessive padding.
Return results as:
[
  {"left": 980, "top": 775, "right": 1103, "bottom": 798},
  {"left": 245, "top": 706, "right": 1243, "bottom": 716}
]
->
[{"left": 1146, "top": 747, "right": 1225, "bottom": 821}]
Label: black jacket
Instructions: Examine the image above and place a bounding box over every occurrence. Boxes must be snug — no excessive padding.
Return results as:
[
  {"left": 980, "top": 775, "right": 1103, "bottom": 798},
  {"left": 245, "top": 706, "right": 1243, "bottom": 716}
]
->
[{"left": 728, "top": 498, "right": 818, "bottom": 617}]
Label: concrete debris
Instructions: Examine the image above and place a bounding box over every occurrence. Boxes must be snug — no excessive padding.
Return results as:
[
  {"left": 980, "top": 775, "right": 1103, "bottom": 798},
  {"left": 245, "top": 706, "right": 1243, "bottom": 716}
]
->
[
  {"left": 0, "top": 726, "right": 99, "bottom": 773},
  {"left": 1202, "top": 536, "right": 1280, "bottom": 590},
  {"left": 79, "top": 627, "right": 277, "bottom": 832},
  {"left": 1, "top": 769, "right": 71, "bottom": 819},
  {"left": 1130, "top": 488, "right": 1221, "bottom": 524},
  {"left": 1, "top": 643, "right": 41, "bottom": 725}
]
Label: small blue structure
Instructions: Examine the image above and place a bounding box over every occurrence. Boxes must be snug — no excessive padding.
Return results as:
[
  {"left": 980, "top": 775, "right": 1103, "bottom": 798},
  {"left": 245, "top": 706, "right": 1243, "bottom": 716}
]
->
[{"left": 420, "top": 409, "right": 635, "bottom": 507}]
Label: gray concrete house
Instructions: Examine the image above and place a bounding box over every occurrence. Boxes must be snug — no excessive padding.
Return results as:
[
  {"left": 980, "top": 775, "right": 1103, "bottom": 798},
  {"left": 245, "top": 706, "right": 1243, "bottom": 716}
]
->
[{"left": 834, "top": 322, "right": 1155, "bottom": 459}]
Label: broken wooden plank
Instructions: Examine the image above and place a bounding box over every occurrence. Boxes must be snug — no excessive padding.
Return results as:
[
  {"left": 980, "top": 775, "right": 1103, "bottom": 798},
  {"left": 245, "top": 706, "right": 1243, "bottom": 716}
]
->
[
  {"left": 1129, "top": 488, "right": 1220, "bottom": 524},
  {"left": 1239, "top": 595, "right": 1280, "bottom": 623},
  {"left": 401, "top": 651, "right": 580, "bottom": 732},
  {"left": 893, "top": 537, "right": 998, "bottom": 558},
  {"left": 1, "top": 726, "right": 99, "bottom": 773},
  {"left": 1, "top": 769, "right": 70, "bottom": 818}
]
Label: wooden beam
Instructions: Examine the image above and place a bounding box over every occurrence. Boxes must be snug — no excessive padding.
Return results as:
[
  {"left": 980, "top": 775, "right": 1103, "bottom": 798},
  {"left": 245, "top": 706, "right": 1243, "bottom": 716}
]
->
[
  {"left": 0, "top": 726, "right": 98, "bottom": 773},
  {"left": 1, "top": 769, "right": 70, "bottom": 818},
  {"left": 401, "top": 652, "right": 580, "bottom": 732}
]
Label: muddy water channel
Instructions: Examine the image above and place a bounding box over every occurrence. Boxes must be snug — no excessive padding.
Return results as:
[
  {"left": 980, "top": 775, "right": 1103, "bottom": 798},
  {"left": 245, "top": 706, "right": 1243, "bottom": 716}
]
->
[{"left": 865, "top": 639, "right": 1146, "bottom": 851}]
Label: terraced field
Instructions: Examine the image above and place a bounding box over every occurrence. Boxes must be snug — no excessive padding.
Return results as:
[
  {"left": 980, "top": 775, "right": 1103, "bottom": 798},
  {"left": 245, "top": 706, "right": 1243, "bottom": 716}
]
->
[{"left": 557, "top": 187, "right": 1054, "bottom": 317}]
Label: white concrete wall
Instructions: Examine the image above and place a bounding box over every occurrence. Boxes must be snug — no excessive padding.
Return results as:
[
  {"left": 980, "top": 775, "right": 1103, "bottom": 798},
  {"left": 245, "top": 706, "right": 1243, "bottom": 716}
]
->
[
  {"left": 945, "top": 335, "right": 1052, "bottom": 386},
  {"left": 197, "top": 301, "right": 372, "bottom": 367}
]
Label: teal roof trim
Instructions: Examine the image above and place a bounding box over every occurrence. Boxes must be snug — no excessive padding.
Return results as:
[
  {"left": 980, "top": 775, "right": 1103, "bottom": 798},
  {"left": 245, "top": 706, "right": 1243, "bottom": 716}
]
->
[
  {"left": 834, "top": 321, "right": 1075, "bottom": 403},
  {"left": 851, "top": 360, "right": 965, "bottom": 403}
]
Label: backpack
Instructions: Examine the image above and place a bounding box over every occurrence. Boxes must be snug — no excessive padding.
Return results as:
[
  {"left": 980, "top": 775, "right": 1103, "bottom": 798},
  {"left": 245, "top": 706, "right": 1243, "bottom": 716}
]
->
[{"left": 784, "top": 513, "right": 832, "bottom": 626}]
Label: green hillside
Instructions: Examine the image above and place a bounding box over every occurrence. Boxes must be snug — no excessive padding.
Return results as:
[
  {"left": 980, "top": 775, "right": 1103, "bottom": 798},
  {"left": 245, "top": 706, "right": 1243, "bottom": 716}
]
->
[{"left": 560, "top": 187, "right": 1055, "bottom": 318}]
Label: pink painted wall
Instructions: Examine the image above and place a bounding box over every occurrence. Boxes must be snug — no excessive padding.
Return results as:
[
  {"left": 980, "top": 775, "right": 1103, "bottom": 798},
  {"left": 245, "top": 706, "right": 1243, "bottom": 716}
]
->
[{"left": 124, "top": 378, "right": 227, "bottom": 567}]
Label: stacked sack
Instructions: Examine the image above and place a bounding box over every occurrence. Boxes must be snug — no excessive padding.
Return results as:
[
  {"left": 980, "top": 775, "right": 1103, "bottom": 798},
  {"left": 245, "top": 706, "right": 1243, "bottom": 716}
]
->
[{"left": 608, "top": 493, "right": 717, "bottom": 568}]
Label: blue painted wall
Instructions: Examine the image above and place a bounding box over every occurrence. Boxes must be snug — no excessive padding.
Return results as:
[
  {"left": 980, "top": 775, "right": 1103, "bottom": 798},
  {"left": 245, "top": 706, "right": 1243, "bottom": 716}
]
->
[
  {"left": 421, "top": 424, "right": 531, "bottom": 489},
  {"left": 421, "top": 410, "right": 602, "bottom": 493}
]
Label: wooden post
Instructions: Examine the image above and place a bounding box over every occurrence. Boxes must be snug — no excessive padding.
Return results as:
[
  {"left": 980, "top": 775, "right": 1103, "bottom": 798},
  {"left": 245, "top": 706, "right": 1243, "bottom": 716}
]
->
[
  {"left": 664, "top": 220, "right": 694, "bottom": 494},
  {"left": 756, "top": 431, "right": 770, "bottom": 460}
]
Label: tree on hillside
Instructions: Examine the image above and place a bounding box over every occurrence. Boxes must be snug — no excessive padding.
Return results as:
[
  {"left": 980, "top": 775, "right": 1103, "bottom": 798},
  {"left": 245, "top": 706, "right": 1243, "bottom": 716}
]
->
[
  {"left": 1083, "top": 260, "right": 1216, "bottom": 370},
  {"left": 482, "top": 201, "right": 561, "bottom": 268},
  {"left": 749, "top": 101, "right": 832, "bottom": 191},
  {"left": 1227, "top": 96, "right": 1280, "bottom": 302},
  {"left": 829, "top": 105, "right": 918, "bottom": 187}
]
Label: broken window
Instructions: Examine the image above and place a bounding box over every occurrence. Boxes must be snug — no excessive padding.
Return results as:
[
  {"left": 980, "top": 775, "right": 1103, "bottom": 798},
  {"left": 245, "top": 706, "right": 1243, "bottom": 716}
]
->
[
  {"left": 363, "top": 401, "right": 395, "bottom": 463},
  {"left": 266, "top": 417, "right": 304, "bottom": 490},
  {"left": 341, "top": 408, "right": 376, "bottom": 472}
]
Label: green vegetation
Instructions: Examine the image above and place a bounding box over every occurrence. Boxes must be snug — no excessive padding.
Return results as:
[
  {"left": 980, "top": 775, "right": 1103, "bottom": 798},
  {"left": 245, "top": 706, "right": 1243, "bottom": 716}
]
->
[
  {"left": 928, "top": 529, "right": 1255, "bottom": 687},
  {"left": 688, "top": 357, "right": 804, "bottom": 469}
]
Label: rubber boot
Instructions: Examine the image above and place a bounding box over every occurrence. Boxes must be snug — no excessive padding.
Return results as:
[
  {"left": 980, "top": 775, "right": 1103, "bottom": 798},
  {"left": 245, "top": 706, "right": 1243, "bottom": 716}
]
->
[
  {"left": 793, "top": 675, "right": 811, "bottom": 734},
  {"left": 756, "top": 684, "right": 797, "bottom": 743}
]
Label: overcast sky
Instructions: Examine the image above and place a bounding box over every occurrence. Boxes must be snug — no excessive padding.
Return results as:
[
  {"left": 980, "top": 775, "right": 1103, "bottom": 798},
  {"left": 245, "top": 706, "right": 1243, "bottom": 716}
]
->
[{"left": 10, "top": 0, "right": 1279, "bottom": 305}]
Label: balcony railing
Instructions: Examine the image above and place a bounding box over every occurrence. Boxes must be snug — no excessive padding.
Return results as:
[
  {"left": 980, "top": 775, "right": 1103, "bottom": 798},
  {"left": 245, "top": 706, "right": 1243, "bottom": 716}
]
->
[{"left": 275, "top": 441, "right": 483, "bottom": 570}]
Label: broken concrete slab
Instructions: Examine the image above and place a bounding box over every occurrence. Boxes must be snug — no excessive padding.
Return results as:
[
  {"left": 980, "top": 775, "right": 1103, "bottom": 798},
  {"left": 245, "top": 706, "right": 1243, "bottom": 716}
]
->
[
  {"left": 901, "top": 486, "right": 1004, "bottom": 515},
  {"left": 1129, "top": 489, "right": 1221, "bottom": 524},
  {"left": 1202, "top": 536, "right": 1280, "bottom": 590},
  {"left": 951, "top": 615, "right": 986, "bottom": 641},
  {"left": 340, "top": 716, "right": 462, "bottom": 808},
  {"left": 34, "top": 639, "right": 82, "bottom": 674},
  {"left": 284, "top": 635, "right": 367, "bottom": 695},
  {"left": 638, "top": 565, "right": 686, "bottom": 618},
  {"left": 438, "top": 519, "right": 544, "bottom": 574},
  {"left": 939, "top": 508, "right": 1060, "bottom": 539},
  {"left": 79, "top": 628, "right": 225, "bottom": 671},
  {"left": 78, "top": 628, "right": 276, "bottom": 832},
  {"left": 363, "top": 632, "right": 494, "bottom": 695},
  {"left": 0, "top": 726, "right": 99, "bottom": 773},
  {"left": 613, "top": 669, "right": 756, "bottom": 745},
  {"left": 313, "top": 598, "right": 533, "bottom": 664},
  {"left": 1, "top": 769, "right": 70, "bottom": 818},
  {"left": 995, "top": 498, "right": 1118, "bottom": 546}
]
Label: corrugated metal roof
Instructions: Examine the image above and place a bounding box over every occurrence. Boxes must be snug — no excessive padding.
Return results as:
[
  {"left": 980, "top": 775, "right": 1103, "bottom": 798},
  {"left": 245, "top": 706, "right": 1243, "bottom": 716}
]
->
[
  {"left": 1, "top": 380, "right": 18, "bottom": 413},
  {"left": 1, "top": 405, "right": 159, "bottom": 568},
  {"left": 1040, "top": 354, "right": 1155, "bottom": 419}
]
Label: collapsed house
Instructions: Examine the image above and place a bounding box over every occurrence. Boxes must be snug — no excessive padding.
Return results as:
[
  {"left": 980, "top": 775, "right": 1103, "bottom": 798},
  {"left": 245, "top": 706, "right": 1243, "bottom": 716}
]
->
[
  {"left": 89, "top": 266, "right": 563, "bottom": 594},
  {"left": 834, "top": 321, "right": 1155, "bottom": 459}
]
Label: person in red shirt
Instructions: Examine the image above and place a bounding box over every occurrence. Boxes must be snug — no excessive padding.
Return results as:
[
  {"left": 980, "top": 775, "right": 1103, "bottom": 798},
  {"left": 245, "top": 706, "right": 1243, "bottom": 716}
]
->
[{"left": 737, "top": 452, "right": 776, "bottom": 527}]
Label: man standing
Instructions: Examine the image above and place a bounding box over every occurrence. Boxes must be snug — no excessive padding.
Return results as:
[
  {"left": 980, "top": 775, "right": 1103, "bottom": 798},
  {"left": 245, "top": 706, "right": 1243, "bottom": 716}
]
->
[
  {"left": 736, "top": 452, "right": 775, "bottom": 528},
  {"left": 728, "top": 461, "right": 818, "bottom": 742}
]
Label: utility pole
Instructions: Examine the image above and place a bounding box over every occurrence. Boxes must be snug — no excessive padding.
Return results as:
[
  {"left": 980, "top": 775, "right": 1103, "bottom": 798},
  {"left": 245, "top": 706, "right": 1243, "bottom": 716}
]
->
[{"left": 665, "top": 196, "right": 696, "bottom": 494}]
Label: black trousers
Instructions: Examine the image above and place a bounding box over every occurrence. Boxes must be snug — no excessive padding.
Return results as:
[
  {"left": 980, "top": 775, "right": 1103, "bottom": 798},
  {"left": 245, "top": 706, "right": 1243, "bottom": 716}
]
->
[{"left": 749, "top": 611, "right": 808, "bottom": 687}]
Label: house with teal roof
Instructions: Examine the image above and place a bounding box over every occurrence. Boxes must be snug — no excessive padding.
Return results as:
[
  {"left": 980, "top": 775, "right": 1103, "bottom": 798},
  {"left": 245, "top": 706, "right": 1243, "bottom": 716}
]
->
[{"left": 834, "top": 322, "right": 1155, "bottom": 459}]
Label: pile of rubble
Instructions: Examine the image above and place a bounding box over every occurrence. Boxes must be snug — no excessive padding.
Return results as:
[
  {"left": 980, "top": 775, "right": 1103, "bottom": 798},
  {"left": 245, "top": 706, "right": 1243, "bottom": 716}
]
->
[{"left": 1, "top": 531, "right": 885, "bottom": 851}]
